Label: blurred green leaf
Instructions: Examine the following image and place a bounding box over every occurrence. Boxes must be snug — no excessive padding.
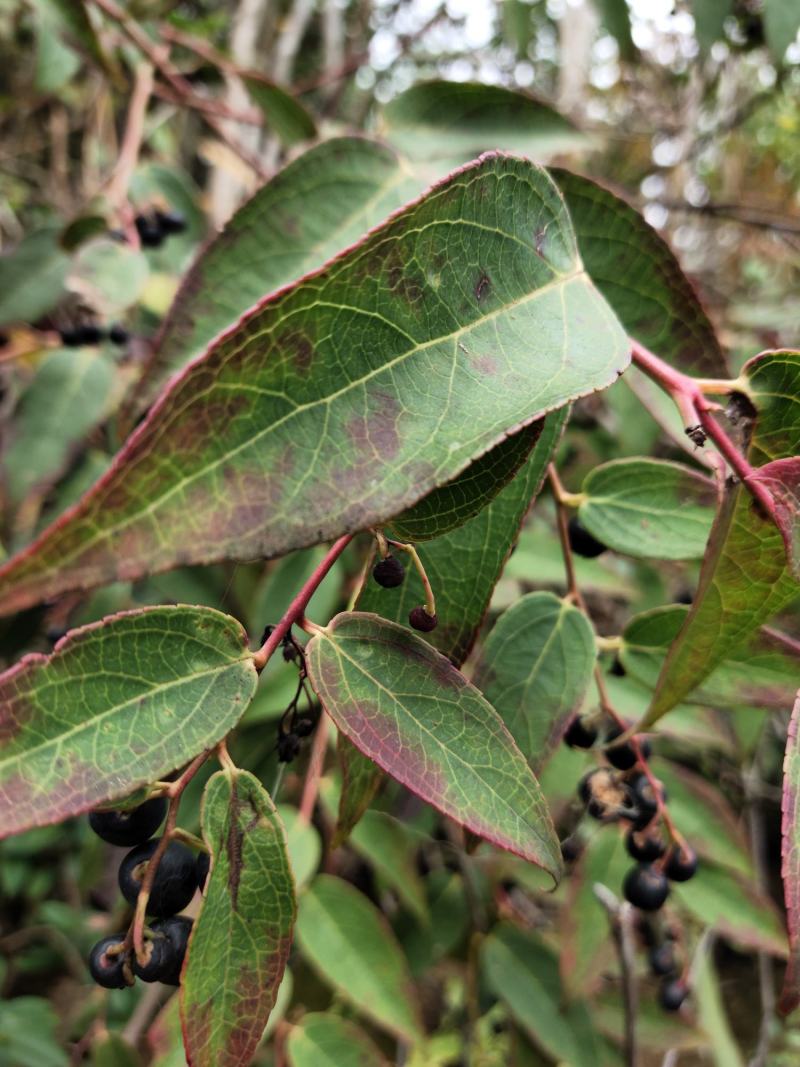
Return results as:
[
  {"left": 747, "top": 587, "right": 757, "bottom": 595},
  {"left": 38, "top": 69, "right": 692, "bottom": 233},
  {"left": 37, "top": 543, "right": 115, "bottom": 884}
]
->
[
  {"left": 0, "top": 997, "right": 69, "bottom": 1067},
  {"left": 0, "top": 230, "right": 69, "bottom": 327},
  {"left": 286, "top": 1013, "right": 389, "bottom": 1067}
]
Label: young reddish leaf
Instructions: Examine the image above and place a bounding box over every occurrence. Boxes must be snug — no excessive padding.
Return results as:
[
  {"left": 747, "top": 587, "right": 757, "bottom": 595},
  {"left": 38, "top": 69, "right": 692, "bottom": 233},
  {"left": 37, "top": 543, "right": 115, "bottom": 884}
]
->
[
  {"left": 296, "top": 874, "right": 423, "bottom": 1043},
  {"left": 551, "top": 167, "right": 726, "bottom": 376},
  {"left": 746, "top": 456, "right": 800, "bottom": 579},
  {"left": 181, "top": 770, "right": 296, "bottom": 1067},
  {"left": 285, "top": 1013, "right": 390, "bottom": 1067},
  {"left": 473, "top": 591, "right": 596, "bottom": 772},
  {"left": 780, "top": 692, "right": 800, "bottom": 1016},
  {"left": 0, "top": 607, "right": 256, "bottom": 837},
  {"left": 306, "top": 612, "right": 562, "bottom": 878},
  {"left": 0, "top": 155, "right": 628, "bottom": 617},
  {"left": 640, "top": 350, "right": 800, "bottom": 727}
]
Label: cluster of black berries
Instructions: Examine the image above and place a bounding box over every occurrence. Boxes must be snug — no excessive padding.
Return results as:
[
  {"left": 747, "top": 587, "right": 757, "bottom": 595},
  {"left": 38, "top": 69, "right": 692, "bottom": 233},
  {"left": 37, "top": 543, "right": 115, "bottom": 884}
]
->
[
  {"left": 59, "top": 322, "right": 130, "bottom": 347},
  {"left": 565, "top": 714, "right": 696, "bottom": 1013},
  {"left": 134, "top": 208, "right": 187, "bottom": 249},
  {"left": 261, "top": 626, "right": 318, "bottom": 764},
  {"left": 372, "top": 552, "right": 438, "bottom": 633},
  {"left": 87, "top": 796, "right": 205, "bottom": 989}
]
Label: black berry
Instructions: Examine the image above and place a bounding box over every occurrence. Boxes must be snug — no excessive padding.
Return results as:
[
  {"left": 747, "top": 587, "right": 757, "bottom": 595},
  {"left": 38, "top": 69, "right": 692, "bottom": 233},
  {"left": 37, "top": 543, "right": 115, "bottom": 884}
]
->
[
  {"left": 630, "top": 774, "right": 665, "bottom": 830},
  {"left": 409, "top": 606, "right": 437, "bottom": 632},
  {"left": 277, "top": 731, "right": 302, "bottom": 763},
  {"left": 560, "top": 836, "right": 582, "bottom": 863},
  {"left": 626, "top": 826, "right": 666, "bottom": 863},
  {"left": 133, "top": 916, "right": 192, "bottom": 985},
  {"left": 372, "top": 555, "right": 405, "bottom": 588},
  {"left": 293, "top": 717, "right": 314, "bottom": 738},
  {"left": 0, "top": 331, "right": 8, "bottom": 349},
  {"left": 649, "top": 943, "right": 676, "bottom": 977},
  {"left": 579, "top": 767, "right": 630, "bottom": 822},
  {"left": 567, "top": 516, "right": 607, "bottom": 558},
  {"left": 196, "top": 851, "right": 210, "bottom": 891},
  {"left": 605, "top": 726, "right": 650, "bottom": 771},
  {"left": 623, "top": 864, "right": 670, "bottom": 911},
  {"left": 155, "top": 209, "right": 187, "bottom": 234},
  {"left": 609, "top": 657, "right": 626, "bottom": 677},
  {"left": 89, "top": 796, "right": 167, "bottom": 847},
  {"left": 88, "top": 934, "right": 129, "bottom": 989},
  {"left": 77, "top": 323, "right": 104, "bottom": 345},
  {"left": 109, "top": 323, "right": 130, "bottom": 345},
  {"left": 118, "top": 838, "right": 198, "bottom": 917},
  {"left": 136, "top": 214, "right": 164, "bottom": 248},
  {"left": 664, "top": 844, "right": 698, "bottom": 883},
  {"left": 563, "top": 716, "right": 597, "bottom": 749},
  {"left": 154, "top": 916, "right": 193, "bottom": 984},
  {"left": 659, "top": 978, "right": 688, "bottom": 1012},
  {"left": 59, "top": 327, "right": 82, "bottom": 347}
]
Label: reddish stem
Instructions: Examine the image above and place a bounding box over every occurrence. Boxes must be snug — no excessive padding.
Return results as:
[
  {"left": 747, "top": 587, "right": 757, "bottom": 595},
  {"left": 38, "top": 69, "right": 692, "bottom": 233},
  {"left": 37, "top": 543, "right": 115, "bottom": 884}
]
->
[
  {"left": 252, "top": 535, "right": 353, "bottom": 670},
  {"left": 298, "top": 712, "right": 330, "bottom": 825}
]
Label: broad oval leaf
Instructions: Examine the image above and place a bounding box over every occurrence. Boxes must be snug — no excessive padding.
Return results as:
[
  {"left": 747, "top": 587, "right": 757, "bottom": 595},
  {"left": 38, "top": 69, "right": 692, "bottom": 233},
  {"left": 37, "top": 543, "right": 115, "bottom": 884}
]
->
[
  {"left": 286, "top": 1013, "right": 389, "bottom": 1067},
  {"left": 578, "top": 458, "right": 715, "bottom": 560},
  {"left": 764, "top": 0, "right": 800, "bottom": 61},
  {"left": 641, "top": 350, "right": 800, "bottom": 727},
  {"left": 135, "top": 137, "right": 420, "bottom": 415},
  {"left": 551, "top": 167, "right": 726, "bottom": 375},
  {"left": 747, "top": 456, "right": 800, "bottom": 579},
  {"left": 332, "top": 735, "right": 383, "bottom": 848},
  {"left": 0, "top": 154, "right": 628, "bottom": 617},
  {"left": 182, "top": 769, "right": 296, "bottom": 1067},
  {"left": 295, "top": 874, "right": 423, "bottom": 1042},
  {"left": 780, "top": 691, "right": 800, "bottom": 1015},
  {"left": 0, "top": 606, "right": 256, "bottom": 836},
  {"left": 472, "top": 591, "right": 596, "bottom": 772},
  {"left": 306, "top": 612, "right": 562, "bottom": 878},
  {"left": 383, "top": 81, "right": 585, "bottom": 162},
  {"left": 241, "top": 73, "right": 317, "bottom": 145}
]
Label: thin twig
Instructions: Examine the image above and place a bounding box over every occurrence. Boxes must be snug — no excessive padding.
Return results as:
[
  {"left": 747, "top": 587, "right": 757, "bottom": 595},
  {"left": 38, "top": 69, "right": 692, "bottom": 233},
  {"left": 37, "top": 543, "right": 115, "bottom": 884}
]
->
[
  {"left": 298, "top": 712, "right": 330, "bottom": 825},
  {"left": 272, "top": 0, "right": 317, "bottom": 84},
  {"left": 105, "top": 60, "right": 155, "bottom": 216},
  {"left": 121, "top": 983, "right": 170, "bottom": 1045},
  {"left": 594, "top": 884, "right": 639, "bottom": 1067}
]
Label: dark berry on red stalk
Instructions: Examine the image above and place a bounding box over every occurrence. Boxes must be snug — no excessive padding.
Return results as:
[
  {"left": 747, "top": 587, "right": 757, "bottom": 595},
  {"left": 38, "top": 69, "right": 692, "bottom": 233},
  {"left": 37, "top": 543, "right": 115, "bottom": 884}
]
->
[
  {"left": 89, "top": 796, "right": 167, "bottom": 847},
  {"left": 118, "top": 838, "right": 198, "bottom": 916},
  {"left": 664, "top": 843, "right": 698, "bottom": 883},
  {"left": 155, "top": 209, "right": 187, "bottom": 234},
  {"left": 626, "top": 826, "right": 665, "bottom": 863},
  {"left": 196, "top": 851, "right": 210, "bottom": 891},
  {"left": 563, "top": 716, "right": 597, "bottom": 749},
  {"left": 659, "top": 978, "right": 688, "bottom": 1012},
  {"left": 579, "top": 767, "right": 629, "bottom": 821},
  {"left": 109, "top": 323, "right": 130, "bottom": 345},
  {"left": 372, "top": 555, "right": 405, "bottom": 588},
  {"left": 77, "top": 323, "right": 104, "bottom": 345},
  {"left": 605, "top": 726, "right": 650, "bottom": 771},
  {"left": 154, "top": 916, "right": 193, "bottom": 984},
  {"left": 88, "top": 934, "right": 129, "bottom": 989},
  {"left": 133, "top": 916, "right": 192, "bottom": 985},
  {"left": 623, "top": 864, "right": 670, "bottom": 911},
  {"left": 293, "top": 717, "right": 314, "bottom": 738},
  {"left": 277, "top": 731, "right": 302, "bottom": 763},
  {"left": 630, "top": 774, "right": 666, "bottom": 830},
  {"left": 409, "top": 606, "right": 437, "bottom": 632},
  {"left": 59, "top": 327, "right": 82, "bottom": 346},
  {"left": 567, "top": 516, "right": 607, "bottom": 558},
  {"left": 649, "top": 942, "right": 676, "bottom": 977}
]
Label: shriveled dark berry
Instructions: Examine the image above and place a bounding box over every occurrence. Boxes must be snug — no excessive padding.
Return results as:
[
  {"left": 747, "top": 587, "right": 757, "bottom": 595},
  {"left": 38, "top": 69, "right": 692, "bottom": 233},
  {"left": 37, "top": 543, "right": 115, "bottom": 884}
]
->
[
  {"left": 89, "top": 796, "right": 167, "bottom": 847},
  {"left": 409, "top": 606, "right": 437, "bottom": 632},
  {"left": 372, "top": 555, "right": 406, "bottom": 588},
  {"left": 664, "top": 843, "right": 698, "bottom": 883},
  {"left": 109, "top": 323, "right": 130, "bottom": 345},
  {"left": 118, "top": 838, "right": 198, "bottom": 917},
  {"left": 155, "top": 209, "right": 187, "bottom": 234},
  {"left": 277, "top": 732, "right": 302, "bottom": 763},
  {"left": 623, "top": 864, "right": 670, "bottom": 911},
  {"left": 196, "top": 851, "right": 210, "bottom": 891},
  {"left": 630, "top": 774, "right": 666, "bottom": 830},
  {"left": 659, "top": 978, "right": 688, "bottom": 1012},
  {"left": 293, "top": 717, "right": 314, "bottom": 738},
  {"left": 626, "top": 826, "right": 666, "bottom": 863},
  {"left": 579, "top": 767, "right": 630, "bottom": 822},
  {"left": 563, "top": 716, "right": 597, "bottom": 749},
  {"left": 649, "top": 942, "right": 676, "bottom": 977},
  {"left": 88, "top": 934, "right": 129, "bottom": 989},
  {"left": 605, "top": 726, "right": 651, "bottom": 771},
  {"left": 567, "top": 516, "right": 607, "bottom": 558}
]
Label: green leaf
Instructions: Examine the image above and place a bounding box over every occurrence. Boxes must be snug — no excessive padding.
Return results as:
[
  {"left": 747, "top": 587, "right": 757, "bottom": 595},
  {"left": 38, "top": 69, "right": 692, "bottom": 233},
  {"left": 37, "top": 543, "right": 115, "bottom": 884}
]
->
[
  {"left": 277, "top": 803, "right": 321, "bottom": 889},
  {"left": 482, "top": 924, "right": 601, "bottom": 1067},
  {"left": 389, "top": 421, "right": 543, "bottom": 542},
  {"left": 68, "top": 237, "right": 149, "bottom": 316},
  {"left": 0, "top": 606, "right": 256, "bottom": 836},
  {"left": 0, "top": 229, "right": 69, "bottom": 327},
  {"left": 578, "top": 458, "right": 715, "bottom": 560},
  {"left": 551, "top": 167, "right": 726, "bottom": 376},
  {"left": 641, "top": 350, "right": 800, "bottom": 727},
  {"left": 383, "top": 81, "right": 585, "bottom": 162},
  {"left": 139, "top": 138, "right": 420, "bottom": 410},
  {"left": 592, "top": 0, "right": 636, "bottom": 60},
  {"left": 241, "top": 74, "right": 317, "bottom": 145},
  {"left": 780, "top": 692, "right": 800, "bottom": 1015},
  {"left": 0, "top": 996, "right": 69, "bottom": 1067},
  {"left": 0, "top": 155, "right": 628, "bottom": 616},
  {"left": 286, "top": 1013, "right": 389, "bottom": 1067},
  {"left": 306, "top": 612, "right": 561, "bottom": 877},
  {"left": 473, "top": 591, "right": 596, "bottom": 772},
  {"left": 348, "top": 810, "right": 429, "bottom": 922},
  {"left": 692, "top": 0, "right": 735, "bottom": 51},
  {"left": 333, "top": 735, "right": 383, "bottom": 847},
  {"left": 621, "top": 606, "right": 799, "bottom": 711},
  {"left": 694, "top": 950, "right": 745, "bottom": 1067},
  {"left": 2, "top": 349, "right": 116, "bottom": 508},
  {"left": 182, "top": 769, "right": 296, "bottom": 1067},
  {"left": 295, "top": 874, "right": 423, "bottom": 1042},
  {"left": 89, "top": 1033, "right": 141, "bottom": 1067},
  {"left": 764, "top": 0, "right": 800, "bottom": 61}
]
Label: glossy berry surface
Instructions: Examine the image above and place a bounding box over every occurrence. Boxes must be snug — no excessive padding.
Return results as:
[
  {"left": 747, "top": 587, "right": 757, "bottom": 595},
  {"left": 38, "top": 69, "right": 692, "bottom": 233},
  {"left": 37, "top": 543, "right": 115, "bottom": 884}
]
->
[
  {"left": 626, "top": 826, "right": 666, "bottom": 863},
  {"left": 409, "top": 606, "right": 437, "bottom": 632},
  {"left": 567, "top": 516, "right": 607, "bottom": 558},
  {"left": 659, "top": 978, "right": 688, "bottom": 1012},
  {"left": 649, "top": 943, "right": 676, "bottom": 977},
  {"left": 154, "top": 916, "right": 193, "bottom": 984},
  {"left": 133, "top": 932, "right": 175, "bottom": 983},
  {"left": 372, "top": 555, "right": 405, "bottom": 588},
  {"left": 196, "top": 851, "right": 210, "bottom": 891},
  {"left": 605, "top": 726, "right": 651, "bottom": 771},
  {"left": 630, "top": 774, "right": 665, "bottom": 829},
  {"left": 118, "top": 838, "right": 198, "bottom": 916},
  {"left": 664, "top": 844, "right": 698, "bottom": 882},
  {"left": 622, "top": 864, "right": 670, "bottom": 911},
  {"left": 563, "top": 716, "right": 597, "bottom": 749},
  {"left": 88, "top": 934, "right": 128, "bottom": 989},
  {"left": 89, "top": 796, "right": 167, "bottom": 847}
]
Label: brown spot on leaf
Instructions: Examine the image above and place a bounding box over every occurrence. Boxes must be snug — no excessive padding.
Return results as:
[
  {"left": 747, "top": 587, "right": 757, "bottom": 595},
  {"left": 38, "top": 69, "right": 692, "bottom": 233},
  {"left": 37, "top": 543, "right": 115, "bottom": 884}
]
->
[{"left": 475, "top": 273, "right": 491, "bottom": 302}]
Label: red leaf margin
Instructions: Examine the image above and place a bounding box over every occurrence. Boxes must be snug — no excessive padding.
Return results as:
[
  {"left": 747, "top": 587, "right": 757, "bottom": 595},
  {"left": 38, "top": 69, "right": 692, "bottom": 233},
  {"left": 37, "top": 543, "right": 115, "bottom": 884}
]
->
[{"left": 780, "top": 690, "right": 800, "bottom": 1016}]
